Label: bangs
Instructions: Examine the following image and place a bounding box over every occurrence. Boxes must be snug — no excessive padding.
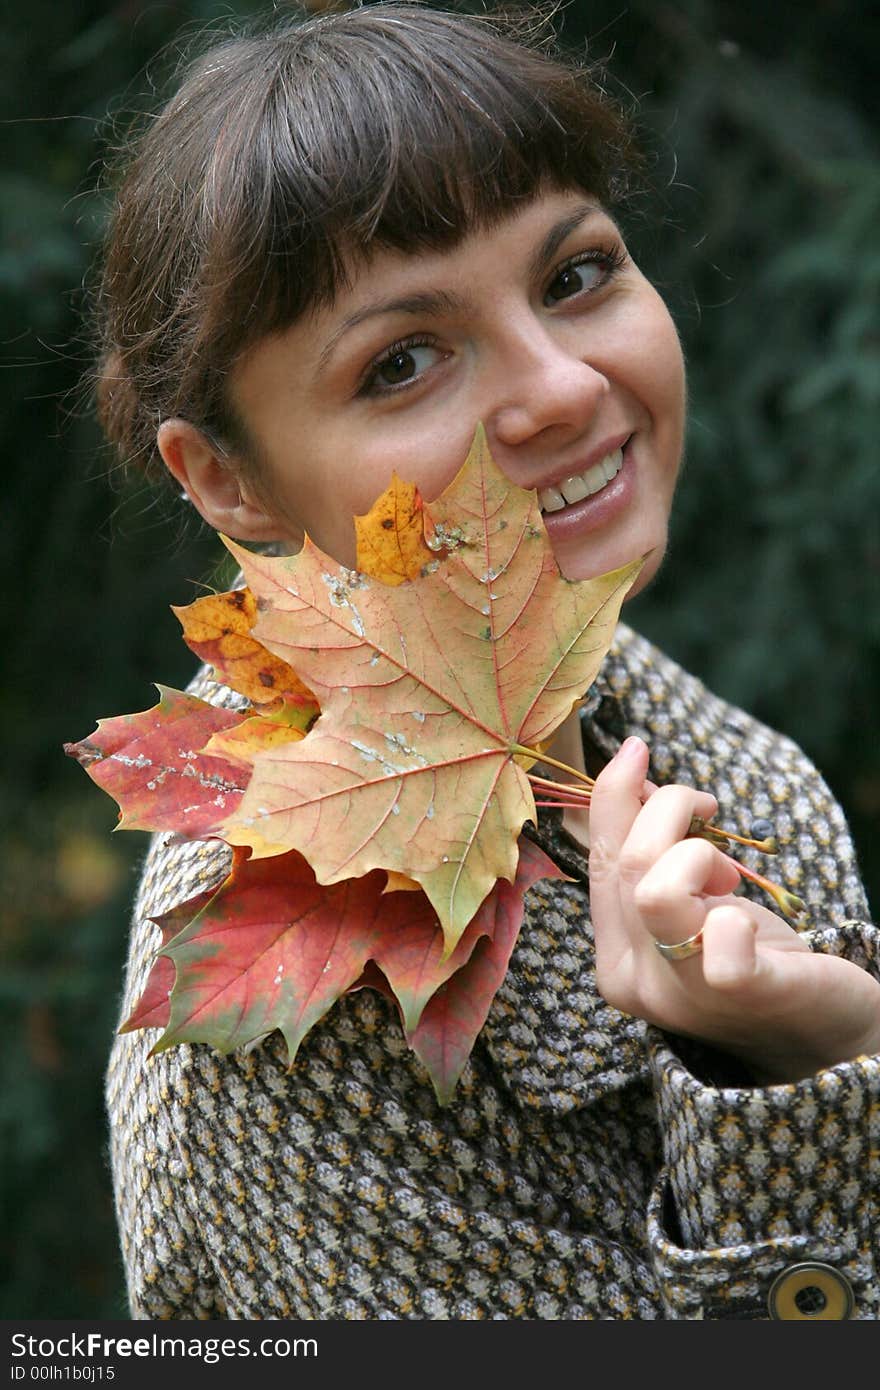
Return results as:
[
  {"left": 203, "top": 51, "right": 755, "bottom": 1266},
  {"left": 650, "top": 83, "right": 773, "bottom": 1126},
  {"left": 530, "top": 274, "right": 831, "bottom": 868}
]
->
[{"left": 198, "top": 8, "right": 636, "bottom": 342}]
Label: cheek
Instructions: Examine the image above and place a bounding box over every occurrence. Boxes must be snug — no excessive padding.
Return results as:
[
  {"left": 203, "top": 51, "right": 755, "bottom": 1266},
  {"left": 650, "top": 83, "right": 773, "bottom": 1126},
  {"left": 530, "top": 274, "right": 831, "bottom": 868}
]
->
[
  {"left": 293, "top": 437, "right": 454, "bottom": 566},
  {"left": 649, "top": 312, "right": 686, "bottom": 428},
  {"left": 620, "top": 288, "right": 686, "bottom": 426},
  {"left": 341, "top": 424, "right": 473, "bottom": 516}
]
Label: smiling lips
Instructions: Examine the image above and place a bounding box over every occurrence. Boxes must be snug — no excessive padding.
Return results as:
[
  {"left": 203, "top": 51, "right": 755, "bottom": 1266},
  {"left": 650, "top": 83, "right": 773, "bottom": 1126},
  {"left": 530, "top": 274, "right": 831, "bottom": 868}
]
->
[{"left": 538, "top": 445, "right": 625, "bottom": 515}]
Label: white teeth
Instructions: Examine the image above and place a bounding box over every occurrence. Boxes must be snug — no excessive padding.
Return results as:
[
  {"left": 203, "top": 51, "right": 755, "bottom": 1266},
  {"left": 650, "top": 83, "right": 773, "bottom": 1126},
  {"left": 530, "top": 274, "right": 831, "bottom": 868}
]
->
[
  {"left": 539, "top": 447, "right": 624, "bottom": 513},
  {"left": 539, "top": 483, "right": 566, "bottom": 512},
  {"left": 558, "top": 473, "right": 592, "bottom": 505}
]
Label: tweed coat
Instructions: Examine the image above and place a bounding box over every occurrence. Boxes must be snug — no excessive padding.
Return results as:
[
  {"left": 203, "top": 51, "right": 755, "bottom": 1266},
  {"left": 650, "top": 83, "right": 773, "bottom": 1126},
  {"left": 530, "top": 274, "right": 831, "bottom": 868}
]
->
[{"left": 105, "top": 622, "right": 880, "bottom": 1319}]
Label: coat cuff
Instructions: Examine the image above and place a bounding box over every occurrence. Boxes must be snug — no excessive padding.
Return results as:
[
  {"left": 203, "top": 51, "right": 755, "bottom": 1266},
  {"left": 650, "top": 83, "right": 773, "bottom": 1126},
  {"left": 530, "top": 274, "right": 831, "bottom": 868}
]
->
[
  {"left": 646, "top": 1181, "right": 878, "bottom": 1318},
  {"left": 648, "top": 922, "right": 880, "bottom": 1296}
]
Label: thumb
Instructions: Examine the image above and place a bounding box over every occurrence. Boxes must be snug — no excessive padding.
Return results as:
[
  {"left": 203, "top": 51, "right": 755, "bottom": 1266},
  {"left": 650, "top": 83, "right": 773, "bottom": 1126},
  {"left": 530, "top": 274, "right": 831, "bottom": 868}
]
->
[{"left": 588, "top": 737, "right": 652, "bottom": 872}]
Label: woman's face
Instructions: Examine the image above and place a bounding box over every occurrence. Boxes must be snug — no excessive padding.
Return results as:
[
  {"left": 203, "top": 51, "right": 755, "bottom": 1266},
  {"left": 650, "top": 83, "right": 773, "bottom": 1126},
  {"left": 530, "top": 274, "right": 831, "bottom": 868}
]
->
[{"left": 229, "top": 189, "right": 686, "bottom": 593}]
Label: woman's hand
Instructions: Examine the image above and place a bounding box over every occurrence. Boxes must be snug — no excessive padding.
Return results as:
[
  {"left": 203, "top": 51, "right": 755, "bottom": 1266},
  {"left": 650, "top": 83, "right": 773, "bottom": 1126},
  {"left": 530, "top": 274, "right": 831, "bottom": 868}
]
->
[{"left": 588, "top": 736, "right": 880, "bottom": 1083}]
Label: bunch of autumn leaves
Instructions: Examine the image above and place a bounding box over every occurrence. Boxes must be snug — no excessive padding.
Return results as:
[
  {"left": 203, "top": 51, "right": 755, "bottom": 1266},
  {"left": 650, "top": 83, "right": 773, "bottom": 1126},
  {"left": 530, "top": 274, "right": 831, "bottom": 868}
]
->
[{"left": 66, "top": 429, "right": 647, "bottom": 1103}]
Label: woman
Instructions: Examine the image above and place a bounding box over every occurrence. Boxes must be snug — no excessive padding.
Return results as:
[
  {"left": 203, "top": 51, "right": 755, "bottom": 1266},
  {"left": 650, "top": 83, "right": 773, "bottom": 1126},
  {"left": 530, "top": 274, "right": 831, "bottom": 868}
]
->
[{"left": 95, "top": 4, "right": 880, "bottom": 1319}]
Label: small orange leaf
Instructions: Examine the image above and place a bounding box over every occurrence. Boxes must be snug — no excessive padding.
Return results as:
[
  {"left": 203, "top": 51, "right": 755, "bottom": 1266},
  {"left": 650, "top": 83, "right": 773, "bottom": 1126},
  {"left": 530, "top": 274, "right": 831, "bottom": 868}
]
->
[
  {"left": 205, "top": 715, "right": 307, "bottom": 768},
  {"left": 354, "top": 473, "right": 435, "bottom": 584},
  {"left": 173, "top": 588, "right": 319, "bottom": 728},
  {"left": 383, "top": 870, "right": 422, "bottom": 894}
]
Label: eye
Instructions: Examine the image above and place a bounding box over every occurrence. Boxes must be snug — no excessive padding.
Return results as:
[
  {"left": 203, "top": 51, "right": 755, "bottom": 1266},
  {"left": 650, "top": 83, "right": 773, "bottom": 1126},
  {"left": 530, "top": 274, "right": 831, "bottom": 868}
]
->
[
  {"left": 544, "top": 247, "right": 627, "bottom": 306},
  {"left": 364, "top": 338, "right": 443, "bottom": 395}
]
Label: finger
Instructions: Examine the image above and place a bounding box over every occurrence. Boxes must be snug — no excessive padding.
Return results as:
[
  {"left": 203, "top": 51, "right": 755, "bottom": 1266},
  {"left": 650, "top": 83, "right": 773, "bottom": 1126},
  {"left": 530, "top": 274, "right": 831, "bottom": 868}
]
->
[
  {"left": 633, "top": 839, "right": 743, "bottom": 944},
  {"left": 615, "top": 783, "right": 719, "bottom": 889},
  {"left": 588, "top": 739, "right": 655, "bottom": 973},
  {"left": 588, "top": 736, "right": 653, "bottom": 879},
  {"left": 700, "top": 902, "right": 760, "bottom": 992}
]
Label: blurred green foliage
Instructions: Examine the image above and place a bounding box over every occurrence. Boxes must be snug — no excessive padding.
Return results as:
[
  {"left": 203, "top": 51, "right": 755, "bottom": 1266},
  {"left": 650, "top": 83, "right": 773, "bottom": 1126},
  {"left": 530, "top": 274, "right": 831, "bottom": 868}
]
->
[{"left": 1, "top": 0, "right": 877, "bottom": 1318}]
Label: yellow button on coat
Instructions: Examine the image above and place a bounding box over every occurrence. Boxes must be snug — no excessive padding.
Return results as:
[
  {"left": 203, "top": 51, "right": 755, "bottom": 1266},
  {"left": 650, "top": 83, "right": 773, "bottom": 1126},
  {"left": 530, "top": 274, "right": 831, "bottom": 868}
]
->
[{"left": 767, "top": 1262, "right": 855, "bottom": 1320}]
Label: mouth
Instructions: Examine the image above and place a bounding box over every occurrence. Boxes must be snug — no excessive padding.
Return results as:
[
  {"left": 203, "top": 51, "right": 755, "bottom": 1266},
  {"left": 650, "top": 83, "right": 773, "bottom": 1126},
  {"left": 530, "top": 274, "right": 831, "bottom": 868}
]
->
[{"left": 538, "top": 443, "right": 627, "bottom": 516}]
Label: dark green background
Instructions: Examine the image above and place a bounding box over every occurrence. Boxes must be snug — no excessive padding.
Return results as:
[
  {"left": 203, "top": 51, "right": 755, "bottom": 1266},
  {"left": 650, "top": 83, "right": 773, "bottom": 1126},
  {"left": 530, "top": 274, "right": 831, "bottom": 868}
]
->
[{"left": 2, "top": 0, "right": 877, "bottom": 1318}]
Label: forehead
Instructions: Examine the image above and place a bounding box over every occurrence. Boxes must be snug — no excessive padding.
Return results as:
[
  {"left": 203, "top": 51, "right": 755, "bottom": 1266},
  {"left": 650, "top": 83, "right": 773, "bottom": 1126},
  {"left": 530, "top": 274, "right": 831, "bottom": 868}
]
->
[{"left": 321, "top": 190, "right": 613, "bottom": 319}]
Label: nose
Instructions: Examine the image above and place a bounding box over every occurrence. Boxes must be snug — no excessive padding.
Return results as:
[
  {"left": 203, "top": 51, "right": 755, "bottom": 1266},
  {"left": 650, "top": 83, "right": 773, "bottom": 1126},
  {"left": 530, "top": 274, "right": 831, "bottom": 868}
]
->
[{"left": 488, "top": 320, "right": 610, "bottom": 449}]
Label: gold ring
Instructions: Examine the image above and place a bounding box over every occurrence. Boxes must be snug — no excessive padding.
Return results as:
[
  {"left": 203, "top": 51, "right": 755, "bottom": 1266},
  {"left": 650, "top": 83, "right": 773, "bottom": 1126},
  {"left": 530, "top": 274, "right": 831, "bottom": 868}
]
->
[{"left": 653, "top": 931, "right": 704, "bottom": 962}]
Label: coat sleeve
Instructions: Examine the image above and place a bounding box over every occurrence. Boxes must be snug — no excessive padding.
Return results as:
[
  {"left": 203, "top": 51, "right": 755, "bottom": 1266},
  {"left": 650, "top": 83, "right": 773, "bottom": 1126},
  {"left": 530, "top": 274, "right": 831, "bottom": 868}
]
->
[
  {"left": 646, "top": 934, "right": 880, "bottom": 1319},
  {"left": 593, "top": 628, "right": 880, "bottom": 1318},
  {"left": 643, "top": 775, "right": 880, "bottom": 1321}
]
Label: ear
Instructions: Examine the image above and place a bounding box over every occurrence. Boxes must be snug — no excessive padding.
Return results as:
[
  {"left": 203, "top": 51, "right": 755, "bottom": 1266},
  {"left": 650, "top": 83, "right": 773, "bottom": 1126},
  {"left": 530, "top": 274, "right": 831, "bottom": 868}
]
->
[{"left": 156, "top": 419, "right": 292, "bottom": 543}]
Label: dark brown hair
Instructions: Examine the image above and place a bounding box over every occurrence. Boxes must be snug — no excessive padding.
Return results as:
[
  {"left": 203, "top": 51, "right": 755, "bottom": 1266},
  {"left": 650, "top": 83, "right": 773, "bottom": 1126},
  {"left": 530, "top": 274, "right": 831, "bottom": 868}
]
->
[{"left": 94, "top": 2, "right": 642, "bottom": 482}]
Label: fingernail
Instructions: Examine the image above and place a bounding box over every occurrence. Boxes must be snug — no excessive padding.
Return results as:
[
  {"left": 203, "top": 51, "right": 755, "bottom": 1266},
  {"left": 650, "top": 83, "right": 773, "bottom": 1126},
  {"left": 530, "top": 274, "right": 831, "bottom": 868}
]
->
[{"left": 616, "top": 736, "right": 645, "bottom": 762}]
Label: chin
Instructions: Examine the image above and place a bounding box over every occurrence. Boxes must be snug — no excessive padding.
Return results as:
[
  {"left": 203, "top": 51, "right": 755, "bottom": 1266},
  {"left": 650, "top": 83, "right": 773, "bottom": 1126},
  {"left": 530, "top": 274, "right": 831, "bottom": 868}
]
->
[{"left": 557, "top": 535, "right": 668, "bottom": 593}]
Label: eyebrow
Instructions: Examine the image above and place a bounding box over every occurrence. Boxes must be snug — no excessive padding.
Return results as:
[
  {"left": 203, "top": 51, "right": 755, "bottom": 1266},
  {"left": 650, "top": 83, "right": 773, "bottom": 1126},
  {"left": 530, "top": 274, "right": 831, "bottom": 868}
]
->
[
  {"left": 527, "top": 200, "right": 604, "bottom": 280},
  {"left": 316, "top": 201, "right": 605, "bottom": 373},
  {"left": 317, "top": 289, "right": 466, "bottom": 373}
]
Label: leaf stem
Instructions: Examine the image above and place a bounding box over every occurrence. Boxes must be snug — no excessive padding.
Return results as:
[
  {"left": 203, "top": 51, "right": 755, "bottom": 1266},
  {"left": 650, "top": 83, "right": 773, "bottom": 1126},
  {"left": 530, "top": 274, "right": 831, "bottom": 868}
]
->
[
  {"left": 689, "top": 815, "right": 778, "bottom": 856},
  {"left": 534, "top": 798, "right": 594, "bottom": 810},
  {"left": 732, "top": 861, "right": 807, "bottom": 923},
  {"left": 520, "top": 749, "right": 801, "bottom": 923},
  {"left": 527, "top": 772, "right": 591, "bottom": 794},
  {"left": 514, "top": 743, "right": 595, "bottom": 786}
]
